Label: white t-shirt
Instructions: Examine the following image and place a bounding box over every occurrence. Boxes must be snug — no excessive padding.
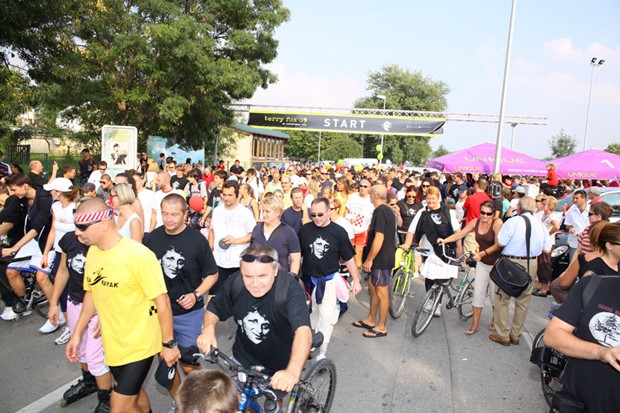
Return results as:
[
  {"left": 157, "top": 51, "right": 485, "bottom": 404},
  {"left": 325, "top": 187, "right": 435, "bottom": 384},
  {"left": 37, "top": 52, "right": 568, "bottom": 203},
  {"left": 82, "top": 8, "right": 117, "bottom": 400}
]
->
[
  {"left": 534, "top": 210, "right": 561, "bottom": 246},
  {"left": 211, "top": 203, "right": 256, "bottom": 268},
  {"left": 88, "top": 170, "right": 104, "bottom": 190},
  {"left": 345, "top": 193, "right": 374, "bottom": 234},
  {"left": 564, "top": 204, "right": 590, "bottom": 248},
  {"left": 137, "top": 189, "right": 156, "bottom": 233},
  {"left": 152, "top": 189, "right": 174, "bottom": 230},
  {"left": 52, "top": 201, "right": 76, "bottom": 251},
  {"left": 116, "top": 212, "right": 141, "bottom": 239}
]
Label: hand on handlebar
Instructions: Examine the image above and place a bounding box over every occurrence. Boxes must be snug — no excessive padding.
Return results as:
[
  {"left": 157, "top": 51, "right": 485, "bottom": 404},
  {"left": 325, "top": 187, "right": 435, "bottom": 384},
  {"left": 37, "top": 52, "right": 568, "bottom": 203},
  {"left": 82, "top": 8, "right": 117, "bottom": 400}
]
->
[
  {"left": 437, "top": 238, "right": 445, "bottom": 245},
  {"left": 197, "top": 328, "right": 218, "bottom": 355},
  {"left": 271, "top": 369, "right": 299, "bottom": 393}
]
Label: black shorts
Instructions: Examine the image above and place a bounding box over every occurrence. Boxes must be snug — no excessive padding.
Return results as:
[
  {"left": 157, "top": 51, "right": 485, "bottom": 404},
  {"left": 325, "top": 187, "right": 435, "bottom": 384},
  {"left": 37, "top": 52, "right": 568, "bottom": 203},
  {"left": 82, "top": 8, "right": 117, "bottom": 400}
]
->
[{"left": 109, "top": 355, "right": 155, "bottom": 396}]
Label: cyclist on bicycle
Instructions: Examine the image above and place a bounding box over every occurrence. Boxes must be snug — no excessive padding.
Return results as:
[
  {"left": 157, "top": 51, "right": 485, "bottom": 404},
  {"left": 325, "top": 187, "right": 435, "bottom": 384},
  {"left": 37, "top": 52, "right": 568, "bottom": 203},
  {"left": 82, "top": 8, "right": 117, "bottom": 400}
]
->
[{"left": 197, "top": 244, "right": 312, "bottom": 394}]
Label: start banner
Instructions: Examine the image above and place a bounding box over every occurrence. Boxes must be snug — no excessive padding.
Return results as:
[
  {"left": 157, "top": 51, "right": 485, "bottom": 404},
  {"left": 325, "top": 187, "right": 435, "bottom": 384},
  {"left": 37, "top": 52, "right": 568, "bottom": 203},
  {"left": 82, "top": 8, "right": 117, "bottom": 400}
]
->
[{"left": 248, "top": 111, "right": 444, "bottom": 136}]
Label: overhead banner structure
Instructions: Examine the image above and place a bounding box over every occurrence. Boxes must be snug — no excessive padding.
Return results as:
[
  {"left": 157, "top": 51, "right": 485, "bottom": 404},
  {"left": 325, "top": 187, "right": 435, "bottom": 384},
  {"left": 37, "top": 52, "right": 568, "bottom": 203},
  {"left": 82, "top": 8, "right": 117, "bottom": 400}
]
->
[{"left": 248, "top": 111, "right": 445, "bottom": 136}]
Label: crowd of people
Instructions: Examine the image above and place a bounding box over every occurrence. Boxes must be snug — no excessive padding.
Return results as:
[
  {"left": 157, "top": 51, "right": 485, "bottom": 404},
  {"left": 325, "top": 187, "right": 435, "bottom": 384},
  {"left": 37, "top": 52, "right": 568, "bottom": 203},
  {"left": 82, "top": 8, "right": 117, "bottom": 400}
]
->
[{"left": 0, "top": 151, "right": 618, "bottom": 412}]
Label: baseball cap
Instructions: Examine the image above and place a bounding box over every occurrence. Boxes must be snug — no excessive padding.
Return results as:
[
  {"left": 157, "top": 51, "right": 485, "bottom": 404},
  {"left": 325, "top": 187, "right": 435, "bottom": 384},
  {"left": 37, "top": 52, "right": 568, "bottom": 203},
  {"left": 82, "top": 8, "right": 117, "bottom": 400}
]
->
[
  {"left": 43, "top": 178, "right": 74, "bottom": 192},
  {"left": 298, "top": 177, "right": 308, "bottom": 186},
  {"left": 81, "top": 183, "right": 96, "bottom": 194},
  {"left": 154, "top": 359, "right": 177, "bottom": 388},
  {"left": 513, "top": 186, "right": 525, "bottom": 194}
]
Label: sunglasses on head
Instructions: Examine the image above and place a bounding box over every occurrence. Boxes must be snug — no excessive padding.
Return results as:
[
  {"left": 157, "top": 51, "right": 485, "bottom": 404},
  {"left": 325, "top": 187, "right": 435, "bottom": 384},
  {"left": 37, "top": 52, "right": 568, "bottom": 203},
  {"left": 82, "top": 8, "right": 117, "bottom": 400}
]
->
[
  {"left": 310, "top": 212, "right": 326, "bottom": 218},
  {"left": 480, "top": 211, "right": 494, "bottom": 216},
  {"left": 240, "top": 254, "right": 276, "bottom": 263}
]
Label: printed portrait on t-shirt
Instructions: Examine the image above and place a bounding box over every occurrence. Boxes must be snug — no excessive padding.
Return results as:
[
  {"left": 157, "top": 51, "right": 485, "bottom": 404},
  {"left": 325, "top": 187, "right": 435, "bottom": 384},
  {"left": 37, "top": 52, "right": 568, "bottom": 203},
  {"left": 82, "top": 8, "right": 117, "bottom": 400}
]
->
[
  {"left": 589, "top": 312, "right": 620, "bottom": 347},
  {"left": 310, "top": 236, "right": 330, "bottom": 260},
  {"left": 239, "top": 307, "right": 270, "bottom": 344},
  {"left": 160, "top": 246, "right": 185, "bottom": 279},
  {"left": 68, "top": 252, "right": 86, "bottom": 275}
]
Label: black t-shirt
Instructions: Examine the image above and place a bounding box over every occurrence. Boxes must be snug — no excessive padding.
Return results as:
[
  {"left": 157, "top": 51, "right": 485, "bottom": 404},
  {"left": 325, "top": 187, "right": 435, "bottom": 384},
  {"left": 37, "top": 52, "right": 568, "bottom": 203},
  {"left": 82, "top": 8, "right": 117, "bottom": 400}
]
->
[
  {"left": 250, "top": 222, "right": 301, "bottom": 272},
  {"left": 144, "top": 226, "right": 217, "bottom": 315},
  {"left": 58, "top": 232, "right": 88, "bottom": 303},
  {"left": 281, "top": 208, "right": 303, "bottom": 233},
  {"left": 170, "top": 176, "right": 189, "bottom": 192},
  {"left": 207, "top": 187, "right": 221, "bottom": 209},
  {"left": 581, "top": 257, "right": 620, "bottom": 276},
  {"left": 414, "top": 207, "right": 455, "bottom": 258},
  {"left": 78, "top": 158, "right": 94, "bottom": 179},
  {"left": 26, "top": 189, "right": 53, "bottom": 251},
  {"left": 0, "top": 195, "right": 27, "bottom": 246},
  {"left": 230, "top": 165, "right": 244, "bottom": 176},
  {"left": 391, "top": 178, "right": 403, "bottom": 191},
  {"left": 363, "top": 204, "right": 396, "bottom": 270},
  {"left": 28, "top": 172, "right": 46, "bottom": 190},
  {"left": 396, "top": 200, "right": 422, "bottom": 232},
  {"left": 554, "top": 276, "right": 620, "bottom": 411},
  {"left": 207, "top": 271, "right": 311, "bottom": 374},
  {"left": 299, "top": 221, "right": 355, "bottom": 277}
]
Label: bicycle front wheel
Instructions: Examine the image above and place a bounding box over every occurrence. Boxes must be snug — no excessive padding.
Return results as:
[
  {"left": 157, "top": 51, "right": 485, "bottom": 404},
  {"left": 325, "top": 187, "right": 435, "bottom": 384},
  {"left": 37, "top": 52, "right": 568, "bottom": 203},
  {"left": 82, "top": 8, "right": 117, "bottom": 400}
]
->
[
  {"left": 456, "top": 276, "right": 475, "bottom": 321},
  {"left": 292, "top": 358, "right": 337, "bottom": 413},
  {"left": 33, "top": 283, "right": 50, "bottom": 319},
  {"left": 533, "top": 329, "right": 563, "bottom": 407},
  {"left": 389, "top": 269, "right": 410, "bottom": 319},
  {"left": 411, "top": 287, "right": 440, "bottom": 337}
]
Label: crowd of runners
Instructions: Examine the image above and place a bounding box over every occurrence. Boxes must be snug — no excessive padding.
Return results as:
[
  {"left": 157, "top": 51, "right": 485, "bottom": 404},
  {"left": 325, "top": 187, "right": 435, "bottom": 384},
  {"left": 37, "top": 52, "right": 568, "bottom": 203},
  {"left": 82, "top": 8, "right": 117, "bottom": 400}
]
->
[{"left": 0, "top": 150, "right": 618, "bottom": 412}]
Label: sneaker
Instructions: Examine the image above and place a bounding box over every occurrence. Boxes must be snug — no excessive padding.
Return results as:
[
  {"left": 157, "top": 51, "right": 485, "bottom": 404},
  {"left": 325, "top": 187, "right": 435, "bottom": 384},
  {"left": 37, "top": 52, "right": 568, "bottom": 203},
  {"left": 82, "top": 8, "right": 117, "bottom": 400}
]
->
[
  {"left": 316, "top": 350, "right": 326, "bottom": 361},
  {"left": 55, "top": 326, "right": 71, "bottom": 345},
  {"left": 1, "top": 307, "right": 18, "bottom": 321},
  {"left": 39, "top": 318, "right": 61, "bottom": 334},
  {"left": 434, "top": 306, "right": 442, "bottom": 317}
]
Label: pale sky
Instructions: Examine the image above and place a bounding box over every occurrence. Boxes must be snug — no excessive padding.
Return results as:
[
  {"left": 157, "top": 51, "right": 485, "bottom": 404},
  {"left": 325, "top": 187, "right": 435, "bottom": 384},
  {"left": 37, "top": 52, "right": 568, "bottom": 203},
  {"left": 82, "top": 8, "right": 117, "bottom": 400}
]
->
[{"left": 246, "top": 0, "right": 620, "bottom": 160}]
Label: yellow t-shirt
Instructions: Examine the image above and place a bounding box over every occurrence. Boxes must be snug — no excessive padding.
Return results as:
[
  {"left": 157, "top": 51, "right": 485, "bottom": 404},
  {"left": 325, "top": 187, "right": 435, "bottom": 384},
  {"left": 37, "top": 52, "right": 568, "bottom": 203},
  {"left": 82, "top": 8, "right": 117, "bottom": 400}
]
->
[
  {"left": 334, "top": 192, "right": 349, "bottom": 216},
  {"left": 84, "top": 237, "right": 167, "bottom": 366}
]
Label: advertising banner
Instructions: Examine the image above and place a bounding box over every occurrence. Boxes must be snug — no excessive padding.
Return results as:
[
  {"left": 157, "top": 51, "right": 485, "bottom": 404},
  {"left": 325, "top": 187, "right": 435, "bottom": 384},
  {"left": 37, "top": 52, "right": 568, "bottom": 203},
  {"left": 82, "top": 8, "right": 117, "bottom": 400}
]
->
[
  {"left": 101, "top": 125, "right": 138, "bottom": 177},
  {"left": 248, "top": 111, "right": 444, "bottom": 136}
]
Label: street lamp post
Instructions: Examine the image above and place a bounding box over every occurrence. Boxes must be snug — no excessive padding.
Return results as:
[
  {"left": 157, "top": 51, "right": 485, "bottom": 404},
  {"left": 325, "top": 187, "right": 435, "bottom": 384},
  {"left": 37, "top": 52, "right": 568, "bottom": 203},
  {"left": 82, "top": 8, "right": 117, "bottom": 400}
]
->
[
  {"left": 377, "top": 95, "right": 387, "bottom": 161},
  {"left": 510, "top": 122, "right": 518, "bottom": 150},
  {"left": 583, "top": 57, "right": 605, "bottom": 151}
]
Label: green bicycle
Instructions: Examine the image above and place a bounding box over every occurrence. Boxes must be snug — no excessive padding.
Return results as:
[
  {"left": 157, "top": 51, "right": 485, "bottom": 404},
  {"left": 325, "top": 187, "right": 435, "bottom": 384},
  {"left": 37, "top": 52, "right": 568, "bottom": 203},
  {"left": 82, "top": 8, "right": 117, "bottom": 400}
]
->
[{"left": 389, "top": 245, "right": 428, "bottom": 319}]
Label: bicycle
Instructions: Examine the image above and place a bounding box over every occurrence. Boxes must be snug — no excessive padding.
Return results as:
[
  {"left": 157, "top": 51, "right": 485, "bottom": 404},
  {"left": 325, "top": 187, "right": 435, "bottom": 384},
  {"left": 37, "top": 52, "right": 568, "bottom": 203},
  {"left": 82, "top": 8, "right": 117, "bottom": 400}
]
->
[
  {"left": 195, "top": 347, "right": 337, "bottom": 413},
  {"left": 411, "top": 244, "right": 476, "bottom": 337},
  {"left": 0, "top": 256, "right": 49, "bottom": 320},
  {"left": 389, "top": 245, "right": 428, "bottom": 319}
]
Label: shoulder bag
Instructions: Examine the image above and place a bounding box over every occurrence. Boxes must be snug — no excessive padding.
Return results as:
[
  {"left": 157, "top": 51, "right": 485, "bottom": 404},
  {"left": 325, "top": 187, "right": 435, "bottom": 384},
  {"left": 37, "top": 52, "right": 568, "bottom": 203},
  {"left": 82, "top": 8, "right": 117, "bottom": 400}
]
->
[{"left": 490, "top": 215, "right": 532, "bottom": 297}]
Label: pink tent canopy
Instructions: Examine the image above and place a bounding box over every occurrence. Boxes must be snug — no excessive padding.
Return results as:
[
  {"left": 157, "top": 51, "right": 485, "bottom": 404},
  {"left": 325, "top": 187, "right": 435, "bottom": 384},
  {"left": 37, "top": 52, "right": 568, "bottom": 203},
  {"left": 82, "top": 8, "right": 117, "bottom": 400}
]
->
[
  {"left": 426, "top": 143, "right": 547, "bottom": 175},
  {"left": 553, "top": 149, "right": 620, "bottom": 180}
]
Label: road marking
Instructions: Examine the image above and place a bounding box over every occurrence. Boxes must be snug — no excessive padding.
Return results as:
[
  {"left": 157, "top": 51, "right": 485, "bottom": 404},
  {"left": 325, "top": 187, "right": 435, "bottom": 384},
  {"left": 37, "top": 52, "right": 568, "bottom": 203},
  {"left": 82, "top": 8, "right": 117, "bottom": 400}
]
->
[{"left": 15, "top": 377, "right": 80, "bottom": 413}]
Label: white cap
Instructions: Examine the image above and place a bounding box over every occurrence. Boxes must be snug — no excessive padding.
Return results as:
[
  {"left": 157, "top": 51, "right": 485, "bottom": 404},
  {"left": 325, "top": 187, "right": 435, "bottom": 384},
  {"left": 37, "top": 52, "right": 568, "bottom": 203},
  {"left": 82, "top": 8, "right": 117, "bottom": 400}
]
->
[
  {"left": 298, "top": 177, "right": 308, "bottom": 186},
  {"left": 43, "top": 178, "right": 74, "bottom": 192}
]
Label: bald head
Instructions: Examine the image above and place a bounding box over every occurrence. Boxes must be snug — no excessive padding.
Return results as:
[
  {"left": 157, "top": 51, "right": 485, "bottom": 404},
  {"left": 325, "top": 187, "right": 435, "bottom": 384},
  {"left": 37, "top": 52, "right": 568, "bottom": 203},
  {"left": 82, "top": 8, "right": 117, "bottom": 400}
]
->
[
  {"left": 370, "top": 184, "right": 387, "bottom": 200},
  {"left": 75, "top": 197, "right": 109, "bottom": 216},
  {"left": 519, "top": 196, "right": 536, "bottom": 214}
]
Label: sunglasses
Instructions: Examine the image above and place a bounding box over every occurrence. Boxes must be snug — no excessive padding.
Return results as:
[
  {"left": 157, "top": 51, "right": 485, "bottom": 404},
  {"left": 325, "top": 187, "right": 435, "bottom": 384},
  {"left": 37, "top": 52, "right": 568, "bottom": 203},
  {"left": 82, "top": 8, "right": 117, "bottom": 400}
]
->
[
  {"left": 75, "top": 216, "right": 111, "bottom": 232},
  {"left": 480, "top": 211, "right": 494, "bottom": 216},
  {"left": 588, "top": 212, "right": 598, "bottom": 216},
  {"left": 240, "top": 254, "right": 276, "bottom": 263},
  {"left": 389, "top": 203, "right": 397, "bottom": 206},
  {"left": 99, "top": 168, "right": 106, "bottom": 171},
  {"left": 422, "top": 184, "right": 431, "bottom": 188},
  {"left": 310, "top": 212, "right": 326, "bottom": 218},
  {"left": 359, "top": 185, "right": 369, "bottom": 188},
  {"left": 406, "top": 195, "right": 416, "bottom": 198},
  {"left": 330, "top": 207, "right": 338, "bottom": 210},
  {"left": 99, "top": 181, "right": 108, "bottom": 184},
  {"left": 535, "top": 199, "right": 544, "bottom": 202}
]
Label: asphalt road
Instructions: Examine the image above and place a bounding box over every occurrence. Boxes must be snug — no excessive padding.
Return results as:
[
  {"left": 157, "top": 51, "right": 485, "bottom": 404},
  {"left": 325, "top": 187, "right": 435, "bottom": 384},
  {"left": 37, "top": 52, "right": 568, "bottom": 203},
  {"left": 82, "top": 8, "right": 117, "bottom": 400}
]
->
[{"left": 0, "top": 276, "right": 552, "bottom": 413}]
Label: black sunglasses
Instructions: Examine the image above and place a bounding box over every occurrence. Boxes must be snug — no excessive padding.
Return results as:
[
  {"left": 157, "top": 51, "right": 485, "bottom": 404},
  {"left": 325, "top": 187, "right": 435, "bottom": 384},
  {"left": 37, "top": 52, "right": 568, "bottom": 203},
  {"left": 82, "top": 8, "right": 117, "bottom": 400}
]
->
[
  {"left": 588, "top": 212, "right": 597, "bottom": 216},
  {"left": 422, "top": 184, "right": 431, "bottom": 188},
  {"left": 310, "top": 212, "right": 325, "bottom": 218},
  {"left": 359, "top": 185, "right": 369, "bottom": 188},
  {"left": 75, "top": 217, "right": 111, "bottom": 232},
  {"left": 480, "top": 211, "right": 494, "bottom": 216},
  {"left": 241, "top": 254, "right": 276, "bottom": 263}
]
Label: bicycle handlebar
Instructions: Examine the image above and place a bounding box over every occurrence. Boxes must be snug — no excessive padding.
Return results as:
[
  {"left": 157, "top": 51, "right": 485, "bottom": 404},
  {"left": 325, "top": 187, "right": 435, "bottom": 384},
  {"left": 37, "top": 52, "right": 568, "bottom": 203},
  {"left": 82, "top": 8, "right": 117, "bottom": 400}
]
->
[
  {"left": 194, "top": 347, "right": 273, "bottom": 383},
  {"left": 440, "top": 243, "right": 472, "bottom": 265}
]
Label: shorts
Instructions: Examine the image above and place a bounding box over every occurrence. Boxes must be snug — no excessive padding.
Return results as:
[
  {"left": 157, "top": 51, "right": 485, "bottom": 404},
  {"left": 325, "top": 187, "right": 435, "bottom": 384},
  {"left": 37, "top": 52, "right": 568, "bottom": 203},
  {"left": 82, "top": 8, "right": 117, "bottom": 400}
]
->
[
  {"left": 173, "top": 307, "right": 204, "bottom": 348},
  {"left": 109, "top": 356, "right": 155, "bottom": 396},
  {"left": 353, "top": 231, "right": 368, "bottom": 247},
  {"left": 211, "top": 266, "right": 239, "bottom": 296},
  {"left": 369, "top": 268, "right": 392, "bottom": 286},
  {"left": 66, "top": 299, "right": 109, "bottom": 376}
]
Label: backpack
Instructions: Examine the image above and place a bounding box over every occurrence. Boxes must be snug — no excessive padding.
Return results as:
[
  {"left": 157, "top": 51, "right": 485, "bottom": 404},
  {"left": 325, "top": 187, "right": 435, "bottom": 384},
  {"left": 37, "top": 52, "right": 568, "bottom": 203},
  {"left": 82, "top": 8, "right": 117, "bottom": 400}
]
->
[
  {"left": 489, "top": 181, "right": 502, "bottom": 199},
  {"left": 230, "top": 269, "right": 293, "bottom": 319}
]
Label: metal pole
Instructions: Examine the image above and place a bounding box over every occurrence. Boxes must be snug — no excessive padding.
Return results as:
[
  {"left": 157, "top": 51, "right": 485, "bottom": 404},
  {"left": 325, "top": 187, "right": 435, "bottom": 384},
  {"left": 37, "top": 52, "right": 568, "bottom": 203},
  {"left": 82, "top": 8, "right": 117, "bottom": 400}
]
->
[
  {"left": 318, "top": 131, "right": 321, "bottom": 162},
  {"left": 213, "top": 131, "right": 219, "bottom": 167},
  {"left": 510, "top": 122, "right": 517, "bottom": 150},
  {"left": 377, "top": 95, "right": 387, "bottom": 162},
  {"left": 493, "top": 0, "right": 517, "bottom": 174},
  {"left": 583, "top": 62, "right": 596, "bottom": 151}
]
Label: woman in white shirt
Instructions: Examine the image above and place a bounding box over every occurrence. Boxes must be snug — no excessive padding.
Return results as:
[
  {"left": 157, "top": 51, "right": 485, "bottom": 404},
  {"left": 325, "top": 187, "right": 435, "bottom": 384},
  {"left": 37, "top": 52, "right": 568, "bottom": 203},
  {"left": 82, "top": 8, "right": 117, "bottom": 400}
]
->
[{"left": 111, "top": 183, "right": 143, "bottom": 242}]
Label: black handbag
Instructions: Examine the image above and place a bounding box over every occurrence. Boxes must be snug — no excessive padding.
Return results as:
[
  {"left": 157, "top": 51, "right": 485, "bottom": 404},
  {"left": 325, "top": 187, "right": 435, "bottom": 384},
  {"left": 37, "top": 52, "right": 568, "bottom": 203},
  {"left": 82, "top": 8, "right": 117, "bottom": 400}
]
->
[{"left": 490, "top": 216, "right": 532, "bottom": 297}]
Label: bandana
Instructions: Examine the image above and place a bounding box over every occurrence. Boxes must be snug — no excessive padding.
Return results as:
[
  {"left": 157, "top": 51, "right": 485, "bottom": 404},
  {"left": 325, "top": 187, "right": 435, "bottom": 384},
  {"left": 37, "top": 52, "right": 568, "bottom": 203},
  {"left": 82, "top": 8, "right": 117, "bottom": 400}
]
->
[{"left": 74, "top": 209, "right": 113, "bottom": 223}]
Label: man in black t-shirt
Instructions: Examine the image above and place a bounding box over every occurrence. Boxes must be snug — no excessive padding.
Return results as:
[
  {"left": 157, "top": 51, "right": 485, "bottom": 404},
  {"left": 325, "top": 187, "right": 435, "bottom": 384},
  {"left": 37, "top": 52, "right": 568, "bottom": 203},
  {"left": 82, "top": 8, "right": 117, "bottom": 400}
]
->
[
  {"left": 170, "top": 164, "right": 189, "bottom": 191},
  {"left": 281, "top": 188, "right": 310, "bottom": 233},
  {"left": 229, "top": 159, "right": 244, "bottom": 179},
  {"left": 197, "top": 244, "right": 311, "bottom": 394},
  {"left": 298, "top": 198, "right": 362, "bottom": 359},
  {"left": 144, "top": 194, "right": 218, "bottom": 398},
  {"left": 78, "top": 149, "right": 95, "bottom": 184},
  {"left": 545, "top": 275, "right": 620, "bottom": 412},
  {"left": 356, "top": 185, "right": 396, "bottom": 338}
]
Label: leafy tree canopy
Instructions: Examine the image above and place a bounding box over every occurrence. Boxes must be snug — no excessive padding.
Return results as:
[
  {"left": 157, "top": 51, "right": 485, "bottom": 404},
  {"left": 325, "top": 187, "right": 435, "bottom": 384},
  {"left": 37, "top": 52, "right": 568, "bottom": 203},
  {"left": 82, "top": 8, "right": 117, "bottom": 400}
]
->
[
  {"left": 354, "top": 65, "right": 450, "bottom": 165},
  {"left": 604, "top": 142, "right": 620, "bottom": 155},
  {"left": 548, "top": 128, "right": 577, "bottom": 159},
  {"left": 1, "top": 0, "right": 290, "bottom": 150},
  {"left": 431, "top": 144, "right": 450, "bottom": 158}
]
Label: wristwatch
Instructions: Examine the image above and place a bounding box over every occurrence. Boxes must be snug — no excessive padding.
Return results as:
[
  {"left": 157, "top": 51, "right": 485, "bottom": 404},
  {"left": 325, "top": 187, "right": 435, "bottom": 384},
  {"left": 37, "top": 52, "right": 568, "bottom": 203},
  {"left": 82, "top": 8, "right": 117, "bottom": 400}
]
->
[
  {"left": 162, "top": 339, "right": 177, "bottom": 349},
  {"left": 193, "top": 290, "right": 203, "bottom": 301}
]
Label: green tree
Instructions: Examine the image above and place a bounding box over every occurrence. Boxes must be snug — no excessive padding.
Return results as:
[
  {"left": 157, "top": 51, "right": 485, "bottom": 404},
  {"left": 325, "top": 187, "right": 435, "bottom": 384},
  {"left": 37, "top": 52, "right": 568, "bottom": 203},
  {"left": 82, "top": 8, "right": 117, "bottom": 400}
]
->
[
  {"left": 548, "top": 129, "right": 577, "bottom": 158},
  {"left": 321, "top": 135, "right": 362, "bottom": 161},
  {"left": 2, "top": 0, "right": 290, "bottom": 150},
  {"left": 285, "top": 130, "right": 320, "bottom": 160},
  {"left": 431, "top": 144, "right": 450, "bottom": 158},
  {"left": 0, "top": 66, "right": 35, "bottom": 147},
  {"left": 353, "top": 65, "right": 450, "bottom": 165},
  {"left": 604, "top": 142, "right": 620, "bottom": 155}
]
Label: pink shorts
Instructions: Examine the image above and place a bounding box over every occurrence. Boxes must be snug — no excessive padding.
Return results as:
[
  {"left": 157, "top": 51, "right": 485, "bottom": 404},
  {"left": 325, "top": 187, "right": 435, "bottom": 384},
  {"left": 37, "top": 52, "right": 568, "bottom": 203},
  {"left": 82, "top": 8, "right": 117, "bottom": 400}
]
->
[{"left": 66, "top": 299, "right": 109, "bottom": 377}]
